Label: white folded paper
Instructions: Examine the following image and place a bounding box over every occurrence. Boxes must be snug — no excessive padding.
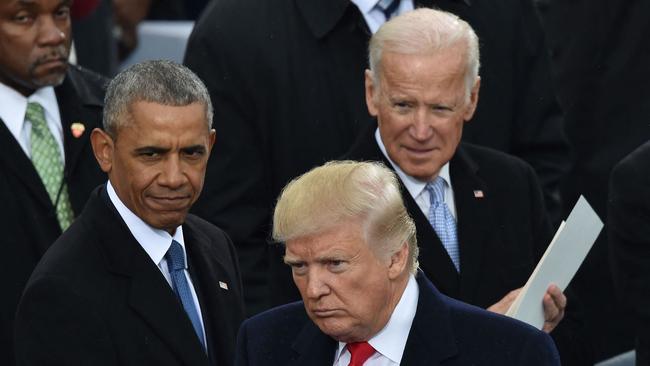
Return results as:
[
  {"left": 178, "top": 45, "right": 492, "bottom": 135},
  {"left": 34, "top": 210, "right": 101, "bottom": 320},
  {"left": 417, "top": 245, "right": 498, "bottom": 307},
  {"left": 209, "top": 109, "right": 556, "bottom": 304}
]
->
[{"left": 505, "top": 195, "right": 603, "bottom": 329}]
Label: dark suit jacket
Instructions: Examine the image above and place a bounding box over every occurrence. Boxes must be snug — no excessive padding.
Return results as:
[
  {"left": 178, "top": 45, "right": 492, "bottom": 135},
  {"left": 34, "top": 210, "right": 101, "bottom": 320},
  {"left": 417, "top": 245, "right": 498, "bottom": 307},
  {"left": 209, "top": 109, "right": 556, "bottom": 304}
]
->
[
  {"left": 0, "top": 65, "right": 107, "bottom": 365},
  {"left": 183, "top": 0, "right": 569, "bottom": 315},
  {"left": 235, "top": 273, "right": 560, "bottom": 366},
  {"left": 537, "top": 0, "right": 647, "bottom": 359},
  {"left": 14, "top": 186, "right": 246, "bottom": 366},
  {"left": 339, "top": 123, "right": 593, "bottom": 365},
  {"left": 608, "top": 141, "right": 650, "bottom": 366}
]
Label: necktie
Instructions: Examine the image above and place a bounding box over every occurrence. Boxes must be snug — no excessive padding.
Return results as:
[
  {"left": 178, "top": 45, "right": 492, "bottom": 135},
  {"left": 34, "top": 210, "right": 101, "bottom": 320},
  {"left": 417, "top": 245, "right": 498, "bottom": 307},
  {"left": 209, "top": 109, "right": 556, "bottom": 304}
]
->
[
  {"left": 376, "top": 0, "right": 400, "bottom": 20},
  {"left": 165, "top": 240, "right": 207, "bottom": 351},
  {"left": 425, "top": 177, "right": 460, "bottom": 271},
  {"left": 347, "top": 342, "right": 375, "bottom": 366},
  {"left": 27, "top": 102, "right": 74, "bottom": 230}
]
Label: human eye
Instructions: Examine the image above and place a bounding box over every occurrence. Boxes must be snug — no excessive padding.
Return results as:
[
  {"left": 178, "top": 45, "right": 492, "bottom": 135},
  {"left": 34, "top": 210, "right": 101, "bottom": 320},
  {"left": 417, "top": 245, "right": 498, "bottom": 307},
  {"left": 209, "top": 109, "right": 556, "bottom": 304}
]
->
[
  {"left": 54, "top": 5, "right": 71, "bottom": 20},
  {"left": 288, "top": 262, "right": 308, "bottom": 276},
  {"left": 327, "top": 259, "right": 347, "bottom": 273},
  {"left": 393, "top": 100, "right": 412, "bottom": 113},
  {"left": 135, "top": 147, "right": 164, "bottom": 161},
  {"left": 182, "top": 146, "right": 206, "bottom": 160},
  {"left": 13, "top": 11, "right": 33, "bottom": 24}
]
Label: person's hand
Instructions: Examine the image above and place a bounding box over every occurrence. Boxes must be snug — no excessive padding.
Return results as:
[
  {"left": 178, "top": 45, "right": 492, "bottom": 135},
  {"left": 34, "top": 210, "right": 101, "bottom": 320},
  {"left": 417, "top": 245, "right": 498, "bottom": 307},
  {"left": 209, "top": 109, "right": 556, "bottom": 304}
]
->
[
  {"left": 541, "top": 283, "right": 566, "bottom": 333},
  {"left": 487, "top": 287, "right": 522, "bottom": 315}
]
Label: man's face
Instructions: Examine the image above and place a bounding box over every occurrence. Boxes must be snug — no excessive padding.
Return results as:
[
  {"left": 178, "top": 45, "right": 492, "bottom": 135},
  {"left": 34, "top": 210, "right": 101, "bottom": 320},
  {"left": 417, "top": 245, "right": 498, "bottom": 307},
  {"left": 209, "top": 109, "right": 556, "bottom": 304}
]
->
[
  {"left": 284, "top": 221, "right": 408, "bottom": 343},
  {"left": 366, "top": 47, "right": 480, "bottom": 181},
  {"left": 0, "top": 0, "right": 71, "bottom": 96},
  {"left": 92, "top": 101, "right": 215, "bottom": 234}
]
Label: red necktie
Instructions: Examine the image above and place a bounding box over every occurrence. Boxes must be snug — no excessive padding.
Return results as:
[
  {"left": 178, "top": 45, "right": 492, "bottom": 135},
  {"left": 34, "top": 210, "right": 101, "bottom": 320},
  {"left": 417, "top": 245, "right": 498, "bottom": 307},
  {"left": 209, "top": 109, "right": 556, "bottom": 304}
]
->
[{"left": 347, "top": 341, "right": 376, "bottom": 366}]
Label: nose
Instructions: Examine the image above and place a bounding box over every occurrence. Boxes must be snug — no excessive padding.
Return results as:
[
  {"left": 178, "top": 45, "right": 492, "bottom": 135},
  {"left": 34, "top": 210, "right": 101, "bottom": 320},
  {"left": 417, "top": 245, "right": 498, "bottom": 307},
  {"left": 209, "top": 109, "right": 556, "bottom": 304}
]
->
[
  {"left": 409, "top": 108, "right": 433, "bottom": 141},
  {"left": 36, "top": 15, "right": 67, "bottom": 47},
  {"left": 158, "top": 156, "right": 187, "bottom": 190},
  {"left": 304, "top": 270, "right": 330, "bottom": 300}
]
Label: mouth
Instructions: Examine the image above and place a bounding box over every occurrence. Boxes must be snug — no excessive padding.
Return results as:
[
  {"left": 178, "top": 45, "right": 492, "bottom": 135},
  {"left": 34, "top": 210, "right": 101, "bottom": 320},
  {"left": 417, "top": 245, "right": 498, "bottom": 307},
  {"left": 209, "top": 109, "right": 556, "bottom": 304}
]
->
[
  {"left": 35, "top": 53, "right": 68, "bottom": 67},
  {"left": 146, "top": 195, "right": 192, "bottom": 210},
  {"left": 310, "top": 308, "right": 341, "bottom": 317},
  {"left": 403, "top": 146, "right": 436, "bottom": 158}
]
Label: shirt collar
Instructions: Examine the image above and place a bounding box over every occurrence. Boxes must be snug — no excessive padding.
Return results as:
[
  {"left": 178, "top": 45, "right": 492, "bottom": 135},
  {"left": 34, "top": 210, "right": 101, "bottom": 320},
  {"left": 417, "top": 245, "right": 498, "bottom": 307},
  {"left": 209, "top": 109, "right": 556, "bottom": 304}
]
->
[
  {"left": 0, "top": 82, "right": 59, "bottom": 139},
  {"left": 106, "top": 181, "right": 186, "bottom": 267},
  {"left": 375, "top": 128, "right": 451, "bottom": 199},
  {"left": 335, "top": 275, "right": 419, "bottom": 363},
  {"left": 349, "top": 0, "right": 378, "bottom": 14}
]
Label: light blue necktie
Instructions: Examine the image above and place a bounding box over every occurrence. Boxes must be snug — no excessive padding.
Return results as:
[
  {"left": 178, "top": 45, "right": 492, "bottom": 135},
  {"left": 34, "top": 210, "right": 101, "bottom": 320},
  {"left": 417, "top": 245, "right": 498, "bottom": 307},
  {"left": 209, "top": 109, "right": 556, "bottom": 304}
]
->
[
  {"left": 425, "top": 177, "right": 460, "bottom": 272},
  {"left": 165, "top": 240, "right": 207, "bottom": 351}
]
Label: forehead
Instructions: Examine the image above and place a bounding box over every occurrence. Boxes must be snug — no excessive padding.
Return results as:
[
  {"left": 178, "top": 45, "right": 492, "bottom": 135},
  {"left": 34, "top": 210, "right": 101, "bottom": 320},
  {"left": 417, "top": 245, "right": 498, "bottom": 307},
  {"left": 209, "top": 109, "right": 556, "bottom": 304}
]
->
[
  {"left": 1, "top": 0, "right": 70, "bottom": 10},
  {"left": 285, "top": 223, "right": 368, "bottom": 260},
  {"left": 118, "top": 101, "right": 209, "bottom": 141},
  {"left": 380, "top": 48, "right": 467, "bottom": 89}
]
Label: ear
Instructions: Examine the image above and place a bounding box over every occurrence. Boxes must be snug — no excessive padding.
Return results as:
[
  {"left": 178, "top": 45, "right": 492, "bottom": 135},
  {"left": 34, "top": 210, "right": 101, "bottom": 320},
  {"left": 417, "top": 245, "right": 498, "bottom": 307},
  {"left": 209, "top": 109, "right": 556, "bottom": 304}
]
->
[
  {"left": 208, "top": 129, "right": 216, "bottom": 152},
  {"left": 463, "top": 76, "right": 481, "bottom": 122},
  {"left": 387, "top": 241, "right": 409, "bottom": 280},
  {"left": 90, "top": 128, "right": 114, "bottom": 174},
  {"left": 365, "top": 69, "right": 379, "bottom": 117}
]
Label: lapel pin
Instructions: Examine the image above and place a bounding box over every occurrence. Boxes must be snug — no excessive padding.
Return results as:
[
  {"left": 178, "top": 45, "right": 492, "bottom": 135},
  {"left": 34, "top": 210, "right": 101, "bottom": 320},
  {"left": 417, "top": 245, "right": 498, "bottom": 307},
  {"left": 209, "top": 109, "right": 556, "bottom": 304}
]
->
[
  {"left": 219, "top": 281, "right": 229, "bottom": 290},
  {"left": 70, "top": 122, "right": 85, "bottom": 138},
  {"left": 473, "top": 190, "right": 484, "bottom": 198}
]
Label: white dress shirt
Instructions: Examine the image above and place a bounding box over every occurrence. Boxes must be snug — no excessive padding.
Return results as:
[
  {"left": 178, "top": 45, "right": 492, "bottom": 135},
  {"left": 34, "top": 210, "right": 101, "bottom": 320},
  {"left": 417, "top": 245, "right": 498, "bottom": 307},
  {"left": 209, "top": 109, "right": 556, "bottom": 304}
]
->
[
  {"left": 106, "top": 181, "right": 207, "bottom": 344},
  {"left": 350, "top": 0, "right": 414, "bottom": 33},
  {"left": 333, "top": 275, "right": 419, "bottom": 366},
  {"left": 375, "top": 128, "right": 458, "bottom": 220},
  {"left": 0, "top": 81, "right": 65, "bottom": 160}
]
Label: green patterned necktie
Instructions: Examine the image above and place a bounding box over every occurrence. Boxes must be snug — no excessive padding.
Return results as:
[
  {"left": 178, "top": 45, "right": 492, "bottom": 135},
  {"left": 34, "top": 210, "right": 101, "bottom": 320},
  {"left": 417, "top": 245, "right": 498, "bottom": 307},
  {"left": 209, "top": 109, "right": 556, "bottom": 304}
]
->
[{"left": 26, "top": 102, "right": 74, "bottom": 230}]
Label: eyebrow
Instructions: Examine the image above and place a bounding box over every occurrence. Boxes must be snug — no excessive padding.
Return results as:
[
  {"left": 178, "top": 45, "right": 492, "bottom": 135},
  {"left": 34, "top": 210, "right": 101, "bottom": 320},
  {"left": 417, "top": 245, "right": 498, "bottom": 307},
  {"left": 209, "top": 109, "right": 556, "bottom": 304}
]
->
[
  {"left": 133, "top": 146, "right": 169, "bottom": 154},
  {"left": 181, "top": 145, "right": 207, "bottom": 153}
]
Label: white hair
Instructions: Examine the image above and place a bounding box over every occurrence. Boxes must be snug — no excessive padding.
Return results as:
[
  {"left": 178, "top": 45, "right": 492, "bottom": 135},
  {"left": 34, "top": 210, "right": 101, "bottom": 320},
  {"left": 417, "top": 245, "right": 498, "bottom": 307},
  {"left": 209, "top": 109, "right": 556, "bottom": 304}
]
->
[{"left": 368, "top": 7, "right": 480, "bottom": 100}]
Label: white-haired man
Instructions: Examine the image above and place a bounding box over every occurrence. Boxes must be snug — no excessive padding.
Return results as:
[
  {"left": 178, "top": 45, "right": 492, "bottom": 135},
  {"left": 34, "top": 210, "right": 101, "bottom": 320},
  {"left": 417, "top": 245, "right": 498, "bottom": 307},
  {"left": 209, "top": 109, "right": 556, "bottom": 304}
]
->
[
  {"left": 235, "top": 160, "right": 559, "bottom": 365},
  {"left": 342, "top": 7, "right": 592, "bottom": 365}
]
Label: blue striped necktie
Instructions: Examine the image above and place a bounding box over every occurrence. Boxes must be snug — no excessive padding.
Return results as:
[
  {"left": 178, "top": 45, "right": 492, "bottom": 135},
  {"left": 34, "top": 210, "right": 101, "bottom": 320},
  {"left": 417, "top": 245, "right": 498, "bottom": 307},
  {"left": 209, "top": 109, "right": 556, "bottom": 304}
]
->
[
  {"left": 425, "top": 177, "right": 461, "bottom": 272},
  {"left": 165, "top": 240, "right": 207, "bottom": 351}
]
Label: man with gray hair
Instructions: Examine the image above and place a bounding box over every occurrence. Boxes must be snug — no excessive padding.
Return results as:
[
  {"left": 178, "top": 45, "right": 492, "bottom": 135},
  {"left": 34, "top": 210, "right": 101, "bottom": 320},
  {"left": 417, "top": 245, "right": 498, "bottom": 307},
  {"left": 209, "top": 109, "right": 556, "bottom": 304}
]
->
[
  {"left": 14, "top": 60, "right": 245, "bottom": 366},
  {"left": 343, "top": 8, "right": 592, "bottom": 365},
  {"left": 235, "top": 160, "right": 559, "bottom": 365}
]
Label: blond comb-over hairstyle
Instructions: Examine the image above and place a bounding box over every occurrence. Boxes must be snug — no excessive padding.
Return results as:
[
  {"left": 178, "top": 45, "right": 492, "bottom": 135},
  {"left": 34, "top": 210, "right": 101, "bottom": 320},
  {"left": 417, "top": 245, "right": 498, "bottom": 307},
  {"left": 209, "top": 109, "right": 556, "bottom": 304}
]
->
[{"left": 273, "top": 160, "right": 419, "bottom": 274}]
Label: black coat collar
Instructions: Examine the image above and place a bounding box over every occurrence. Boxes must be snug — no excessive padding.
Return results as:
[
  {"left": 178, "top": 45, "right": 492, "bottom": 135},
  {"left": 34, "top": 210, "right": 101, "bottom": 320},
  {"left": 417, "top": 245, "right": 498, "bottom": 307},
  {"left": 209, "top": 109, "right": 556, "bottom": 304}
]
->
[{"left": 295, "top": 0, "right": 471, "bottom": 39}]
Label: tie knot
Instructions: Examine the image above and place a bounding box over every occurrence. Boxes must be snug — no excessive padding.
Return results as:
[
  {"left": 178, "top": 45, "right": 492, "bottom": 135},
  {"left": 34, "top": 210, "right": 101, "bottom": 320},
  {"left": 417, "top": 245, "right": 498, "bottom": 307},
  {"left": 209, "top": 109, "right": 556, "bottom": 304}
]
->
[
  {"left": 165, "top": 240, "right": 186, "bottom": 271},
  {"left": 26, "top": 102, "right": 47, "bottom": 129},
  {"left": 426, "top": 176, "right": 446, "bottom": 205},
  {"left": 347, "top": 341, "right": 375, "bottom": 366},
  {"left": 376, "top": 0, "right": 400, "bottom": 20}
]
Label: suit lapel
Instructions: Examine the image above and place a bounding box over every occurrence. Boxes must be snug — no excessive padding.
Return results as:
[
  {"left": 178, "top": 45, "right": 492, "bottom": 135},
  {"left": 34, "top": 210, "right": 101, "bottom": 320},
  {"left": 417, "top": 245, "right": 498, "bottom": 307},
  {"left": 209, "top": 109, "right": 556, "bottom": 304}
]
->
[
  {"left": 401, "top": 273, "right": 459, "bottom": 365},
  {"left": 0, "top": 117, "right": 53, "bottom": 211},
  {"left": 450, "top": 145, "right": 494, "bottom": 303},
  {"left": 55, "top": 69, "right": 103, "bottom": 179},
  {"left": 291, "top": 320, "right": 337, "bottom": 366},
  {"left": 87, "top": 188, "right": 209, "bottom": 366}
]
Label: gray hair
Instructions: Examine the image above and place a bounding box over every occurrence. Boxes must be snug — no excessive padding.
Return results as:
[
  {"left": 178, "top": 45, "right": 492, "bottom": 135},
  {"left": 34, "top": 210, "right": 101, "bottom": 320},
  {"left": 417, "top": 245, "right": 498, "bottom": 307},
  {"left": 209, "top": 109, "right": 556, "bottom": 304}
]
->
[
  {"left": 368, "top": 8, "right": 480, "bottom": 100},
  {"left": 273, "top": 160, "right": 419, "bottom": 274},
  {"left": 103, "top": 60, "right": 213, "bottom": 137}
]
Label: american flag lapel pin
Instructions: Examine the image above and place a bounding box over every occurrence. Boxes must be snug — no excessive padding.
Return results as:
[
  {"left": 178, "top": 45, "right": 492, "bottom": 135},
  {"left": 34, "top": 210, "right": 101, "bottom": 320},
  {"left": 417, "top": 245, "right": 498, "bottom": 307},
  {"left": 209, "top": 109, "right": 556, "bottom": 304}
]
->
[
  {"left": 219, "top": 281, "right": 229, "bottom": 290},
  {"left": 473, "top": 190, "right": 484, "bottom": 198}
]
